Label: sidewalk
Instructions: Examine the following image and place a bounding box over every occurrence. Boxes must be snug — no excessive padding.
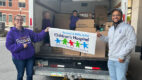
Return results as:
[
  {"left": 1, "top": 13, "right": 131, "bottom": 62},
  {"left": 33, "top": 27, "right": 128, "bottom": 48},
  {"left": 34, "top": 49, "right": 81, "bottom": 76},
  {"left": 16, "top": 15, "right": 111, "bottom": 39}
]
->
[{"left": 0, "top": 37, "right": 6, "bottom": 41}]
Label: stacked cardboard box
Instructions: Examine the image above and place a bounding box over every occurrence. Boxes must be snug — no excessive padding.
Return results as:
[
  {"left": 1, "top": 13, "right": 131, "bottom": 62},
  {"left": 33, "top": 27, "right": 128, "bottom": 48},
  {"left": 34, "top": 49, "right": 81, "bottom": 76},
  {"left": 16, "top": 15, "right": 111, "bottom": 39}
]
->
[
  {"left": 76, "top": 19, "right": 96, "bottom": 33},
  {"left": 79, "top": 12, "right": 92, "bottom": 19},
  {"left": 75, "top": 19, "right": 108, "bottom": 58},
  {"left": 76, "top": 28, "right": 96, "bottom": 33},
  {"left": 81, "top": 31, "right": 108, "bottom": 58},
  {"left": 52, "top": 47, "right": 63, "bottom": 53},
  {"left": 76, "top": 19, "right": 94, "bottom": 28},
  {"left": 52, "top": 48, "right": 81, "bottom": 57},
  {"left": 105, "top": 22, "right": 113, "bottom": 31},
  {"left": 63, "top": 49, "right": 81, "bottom": 56},
  {"left": 54, "top": 14, "right": 71, "bottom": 29},
  {"left": 95, "top": 6, "right": 107, "bottom": 25}
]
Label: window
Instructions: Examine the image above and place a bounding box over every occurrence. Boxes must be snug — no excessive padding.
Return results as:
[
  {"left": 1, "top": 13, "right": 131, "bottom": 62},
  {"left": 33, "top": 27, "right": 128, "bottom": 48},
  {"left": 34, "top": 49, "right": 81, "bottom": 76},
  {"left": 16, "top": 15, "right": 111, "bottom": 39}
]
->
[
  {"left": 0, "top": 13, "right": 6, "bottom": 22},
  {"left": 18, "top": 2, "right": 25, "bottom": 8},
  {"left": 9, "top": 15, "right": 12, "bottom": 22},
  {"left": 2, "top": 14, "right": 6, "bottom": 22},
  {"left": 0, "top": 0, "right": 6, "bottom": 6},
  {"left": 9, "top": 0, "right": 12, "bottom": 7},
  {"left": 22, "top": 16, "right": 26, "bottom": 23}
]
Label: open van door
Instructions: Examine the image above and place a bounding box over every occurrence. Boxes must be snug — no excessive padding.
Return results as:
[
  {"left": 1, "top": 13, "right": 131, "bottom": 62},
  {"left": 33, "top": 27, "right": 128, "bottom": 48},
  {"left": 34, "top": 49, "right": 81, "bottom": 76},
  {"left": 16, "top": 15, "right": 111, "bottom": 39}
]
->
[{"left": 121, "top": 0, "right": 128, "bottom": 23}]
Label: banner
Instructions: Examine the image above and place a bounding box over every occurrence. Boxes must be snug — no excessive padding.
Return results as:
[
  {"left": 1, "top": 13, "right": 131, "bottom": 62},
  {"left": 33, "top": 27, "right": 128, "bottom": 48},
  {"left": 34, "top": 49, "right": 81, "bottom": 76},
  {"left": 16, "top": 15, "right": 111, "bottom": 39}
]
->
[{"left": 49, "top": 28, "right": 97, "bottom": 55}]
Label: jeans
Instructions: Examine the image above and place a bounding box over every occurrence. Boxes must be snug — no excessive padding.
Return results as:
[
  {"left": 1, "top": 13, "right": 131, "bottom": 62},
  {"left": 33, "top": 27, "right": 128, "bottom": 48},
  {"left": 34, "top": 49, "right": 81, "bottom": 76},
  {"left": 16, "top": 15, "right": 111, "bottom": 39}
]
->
[
  {"left": 12, "top": 57, "right": 34, "bottom": 80},
  {"left": 108, "top": 60, "right": 129, "bottom": 80}
]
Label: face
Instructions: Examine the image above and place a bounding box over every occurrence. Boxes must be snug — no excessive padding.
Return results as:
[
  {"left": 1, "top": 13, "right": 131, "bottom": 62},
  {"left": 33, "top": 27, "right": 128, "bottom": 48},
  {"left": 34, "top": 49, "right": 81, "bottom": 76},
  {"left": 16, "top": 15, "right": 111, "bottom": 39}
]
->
[
  {"left": 112, "top": 11, "right": 122, "bottom": 23},
  {"left": 73, "top": 12, "right": 77, "bottom": 16},
  {"left": 14, "top": 16, "right": 23, "bottom": 29},
  {"left": 45, "top": 12, "right": 50, "bottom": 19}
]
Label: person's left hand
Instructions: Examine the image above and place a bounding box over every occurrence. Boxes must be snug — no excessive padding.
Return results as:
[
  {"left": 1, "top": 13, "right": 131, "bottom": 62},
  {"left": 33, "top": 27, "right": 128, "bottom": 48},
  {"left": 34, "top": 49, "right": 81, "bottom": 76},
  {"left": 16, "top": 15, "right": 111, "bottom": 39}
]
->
[
  {"left": 44, "top": 27, "right": 50, "bottom": 32},
  {"left": 118, "top": 58, "right": 124, "bottom": 63}
]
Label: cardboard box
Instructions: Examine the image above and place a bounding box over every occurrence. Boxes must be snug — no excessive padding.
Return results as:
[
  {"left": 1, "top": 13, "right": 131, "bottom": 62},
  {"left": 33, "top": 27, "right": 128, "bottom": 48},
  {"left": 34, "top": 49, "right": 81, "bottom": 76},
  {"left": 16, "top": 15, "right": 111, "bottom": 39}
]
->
[
  {"left": 79, "top": 12, "right": 92, "bottom": 19},
  {"left": 95, "top": 6, "right": 107, "bottom": 17},
  {"left": 54, "top": 14, "right": 71, "bottom": 29},
  {"left": 42, "top": 47, "right": 80, "bottom": 57},
  {"left": 52, "top": 47, "right": 63, "bottom": 53},
  {"left": 81, "top": 37, "right": 106, "bottom": 58},
  {"left": 100, "top": 31, "right": 108, "bottom": 36},
  {"left": 81, "top": 31, "right": 108, "bottom": 58},
  {"left": 95, "top": 6, "right": 107, "bottom": 25},
  {"left": 75, "top": 28, "right": 96, "bottom": 33},
  {"left": 105, "top": 22, "right": 113, "bottom": 31},
  {"left": 63, "top": 49, "right": 80, "bottom": 56},
  {"left": 76, "top": 19, "right": 94, "bottom": 28}
]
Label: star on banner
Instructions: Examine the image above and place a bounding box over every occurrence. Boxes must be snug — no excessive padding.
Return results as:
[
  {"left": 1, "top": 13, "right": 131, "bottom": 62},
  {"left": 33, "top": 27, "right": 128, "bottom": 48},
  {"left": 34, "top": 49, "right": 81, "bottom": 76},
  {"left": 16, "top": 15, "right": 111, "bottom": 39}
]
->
[
  {"left": 69, "top": 40, "right": 74, "bottom": 46},
  {"left": 75, "top": 41, "right": 81, "bottom": 48},
  {"left": 55, "top": 38, "right": 61, "bottom": 44},
  {"left": 82, "top": 42, "right": 88, "bottom": 49},
  {"left": 62, "top": 38, "right": 68, "bottom": 45}
]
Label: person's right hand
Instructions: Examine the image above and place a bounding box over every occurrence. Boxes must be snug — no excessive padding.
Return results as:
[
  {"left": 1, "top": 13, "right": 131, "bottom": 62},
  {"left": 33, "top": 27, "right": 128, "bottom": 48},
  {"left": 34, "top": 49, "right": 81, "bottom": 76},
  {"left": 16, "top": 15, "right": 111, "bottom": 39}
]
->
[
  {"left": 96, "top": 31, "right": 102, "bottom": 37},
  {"left": 23, "top": 44, "right": 28, "bottom": 48}
]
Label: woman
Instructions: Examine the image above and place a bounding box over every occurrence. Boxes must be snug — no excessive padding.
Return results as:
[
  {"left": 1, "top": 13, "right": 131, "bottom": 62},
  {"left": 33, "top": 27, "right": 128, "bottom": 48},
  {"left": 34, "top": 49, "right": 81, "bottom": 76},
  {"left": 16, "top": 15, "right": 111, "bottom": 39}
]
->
[{"left": 6, "top": 15, "right": 49, "bottom": 80}]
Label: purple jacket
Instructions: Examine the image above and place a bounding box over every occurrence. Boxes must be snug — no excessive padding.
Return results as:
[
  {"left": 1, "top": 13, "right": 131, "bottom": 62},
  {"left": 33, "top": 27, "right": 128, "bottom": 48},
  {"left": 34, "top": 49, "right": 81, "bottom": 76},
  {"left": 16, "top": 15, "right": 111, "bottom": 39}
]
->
[
  {"left": 69, "top": 16, "right": 79, "bottom": 28},
  {"left": 42, "top": 19, "right": 51, "bottom": 30},
  {"left": 6, "top": 27, "right": 47, "bottom": 60}
]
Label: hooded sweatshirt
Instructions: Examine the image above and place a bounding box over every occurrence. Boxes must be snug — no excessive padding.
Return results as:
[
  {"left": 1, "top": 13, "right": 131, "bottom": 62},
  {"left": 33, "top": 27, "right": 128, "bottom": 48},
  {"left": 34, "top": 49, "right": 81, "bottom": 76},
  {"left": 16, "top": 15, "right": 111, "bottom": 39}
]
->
[
  {"left": 100, "top": 22, "right": 136, "bottom": 61},
  {"left": 69, "top": 15, "right": 79, "bottom": 28},
  {"left": 42, "top": 19, "right": 51, "bottom": 30},
  {"left": 6, "top": 27, "right": 47, "bottom": 60}
]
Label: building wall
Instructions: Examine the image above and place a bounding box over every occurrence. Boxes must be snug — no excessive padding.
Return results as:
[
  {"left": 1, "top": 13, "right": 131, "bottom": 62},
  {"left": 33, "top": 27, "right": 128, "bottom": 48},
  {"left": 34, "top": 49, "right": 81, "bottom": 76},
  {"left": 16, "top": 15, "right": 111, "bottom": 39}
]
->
[{"left": 0, "top": 0, "right": 29, "bottom": 27}]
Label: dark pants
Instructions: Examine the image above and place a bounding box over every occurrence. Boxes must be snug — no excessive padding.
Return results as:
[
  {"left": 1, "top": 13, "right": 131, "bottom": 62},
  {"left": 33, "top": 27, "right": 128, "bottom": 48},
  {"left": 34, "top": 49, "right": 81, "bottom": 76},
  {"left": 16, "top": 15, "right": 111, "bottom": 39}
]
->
[
  {"left": 44, "top": 32, "right": 50, "bottom": 44},
  {"left": 12, "top": 57, "right": 34, "bottom": 80}
]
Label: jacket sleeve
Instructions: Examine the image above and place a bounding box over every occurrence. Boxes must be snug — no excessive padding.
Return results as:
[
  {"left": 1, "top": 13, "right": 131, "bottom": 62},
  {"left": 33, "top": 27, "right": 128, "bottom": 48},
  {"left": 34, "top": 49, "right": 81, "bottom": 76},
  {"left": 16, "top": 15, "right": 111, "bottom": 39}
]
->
[
  {"left": 119, "top": 26, "right": 137, "bottom": 60},
  {"left": 6, "top": 32, "right": 24, "bottom": 53},
  {"left": 29, "top": 30, "right": 47, "bottom": 43},
  {"left": 100, "top": 35, "right": 109, "bottom": 43}
]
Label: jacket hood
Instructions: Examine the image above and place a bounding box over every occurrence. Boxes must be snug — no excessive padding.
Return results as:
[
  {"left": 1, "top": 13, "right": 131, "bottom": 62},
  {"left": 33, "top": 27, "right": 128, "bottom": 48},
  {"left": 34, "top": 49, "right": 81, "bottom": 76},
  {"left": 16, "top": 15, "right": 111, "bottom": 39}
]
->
[{"left": 10, "top": 27, "right": 24, "bottom": 32}]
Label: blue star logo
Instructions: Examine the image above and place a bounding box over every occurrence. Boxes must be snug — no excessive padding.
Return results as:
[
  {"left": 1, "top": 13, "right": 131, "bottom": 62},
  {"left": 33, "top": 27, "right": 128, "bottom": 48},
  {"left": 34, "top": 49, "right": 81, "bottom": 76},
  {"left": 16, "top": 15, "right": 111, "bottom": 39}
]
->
[
  {"left": 55, "top": 38, "right": 61, "bottom": 44},
  {"left": 82, "top": 42, "right": 88, "bottom": 49}
]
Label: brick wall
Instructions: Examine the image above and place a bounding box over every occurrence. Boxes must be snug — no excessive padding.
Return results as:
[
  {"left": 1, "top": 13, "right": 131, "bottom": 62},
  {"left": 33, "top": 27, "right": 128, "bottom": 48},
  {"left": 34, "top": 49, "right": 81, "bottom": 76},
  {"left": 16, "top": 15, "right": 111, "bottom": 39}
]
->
[{"left": 0, "top": 0, "right": 29, "bottom": 27}]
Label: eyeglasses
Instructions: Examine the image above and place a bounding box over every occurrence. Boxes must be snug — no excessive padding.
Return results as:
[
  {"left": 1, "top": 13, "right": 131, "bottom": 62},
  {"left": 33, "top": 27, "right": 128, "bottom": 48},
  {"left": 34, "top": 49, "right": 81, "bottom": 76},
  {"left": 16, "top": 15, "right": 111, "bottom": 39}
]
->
[
  {"left": 112, "top": 15, "right": 121, "bottom": 17},
  {"left": 15, "top": 19, "right": 23, "bottom": 22}
]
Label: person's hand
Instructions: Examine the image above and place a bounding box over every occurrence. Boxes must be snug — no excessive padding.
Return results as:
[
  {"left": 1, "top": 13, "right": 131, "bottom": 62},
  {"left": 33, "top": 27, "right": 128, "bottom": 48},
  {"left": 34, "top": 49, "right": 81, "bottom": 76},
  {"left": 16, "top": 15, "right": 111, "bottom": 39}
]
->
[
  {"left": 44, "top": 27, "right": 50, "bottom": 32},
  {"left": 23, "top": 44, "right": 28, "bottom": 48},
  {"left": 96, "top": 31, "right": 102, "bottom": 37},
  {"left": 118, "top": 58, "right": 124, "bottom": 63}
]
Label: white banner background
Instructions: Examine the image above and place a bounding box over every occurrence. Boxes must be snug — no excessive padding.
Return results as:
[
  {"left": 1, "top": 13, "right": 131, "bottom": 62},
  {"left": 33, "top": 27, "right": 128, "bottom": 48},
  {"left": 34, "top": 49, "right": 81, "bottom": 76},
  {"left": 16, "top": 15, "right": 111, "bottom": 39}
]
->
[{"left": 49, "top": 28, "right": 97, "bottom": 55}]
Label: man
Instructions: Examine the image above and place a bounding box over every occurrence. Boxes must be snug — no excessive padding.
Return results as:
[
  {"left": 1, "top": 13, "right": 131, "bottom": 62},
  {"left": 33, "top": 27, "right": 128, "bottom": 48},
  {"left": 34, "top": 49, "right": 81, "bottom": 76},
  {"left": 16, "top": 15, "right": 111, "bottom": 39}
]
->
[
  {"left": 97, "top": 8, "right": 136, "bottom": 80},
  {"left": 6, "top": 15, "right": 49, "bottom": 80}
]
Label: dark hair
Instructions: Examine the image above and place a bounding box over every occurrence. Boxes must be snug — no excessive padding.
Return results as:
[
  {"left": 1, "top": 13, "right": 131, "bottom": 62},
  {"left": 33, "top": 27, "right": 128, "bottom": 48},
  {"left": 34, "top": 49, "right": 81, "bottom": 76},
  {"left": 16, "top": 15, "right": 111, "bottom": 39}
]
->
[
  {"left": 111, "top": 8, "right": 123, "bottom": 17},
  {"left": 72, "top": 10, "right": 78, "bottom": 13}
]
